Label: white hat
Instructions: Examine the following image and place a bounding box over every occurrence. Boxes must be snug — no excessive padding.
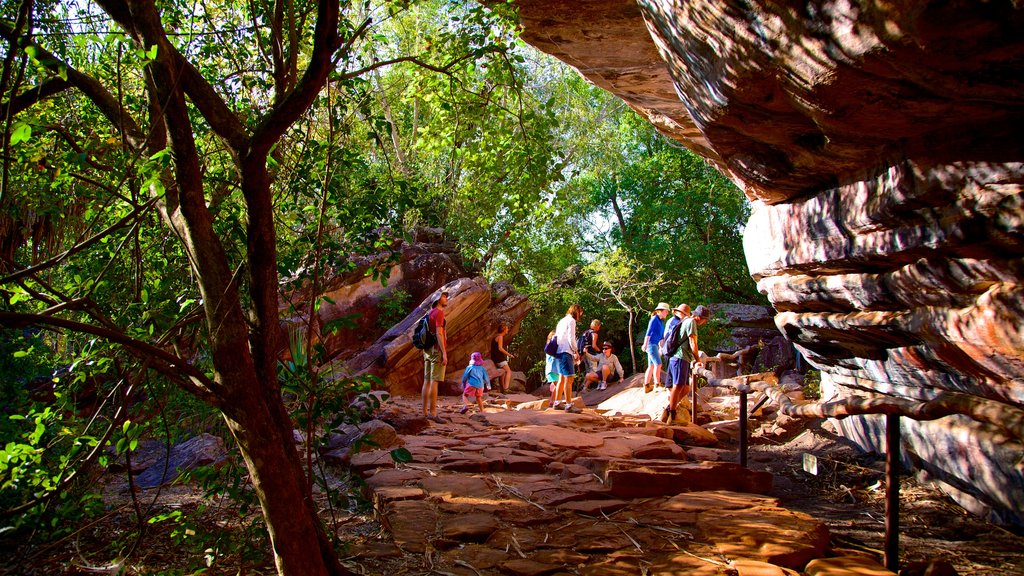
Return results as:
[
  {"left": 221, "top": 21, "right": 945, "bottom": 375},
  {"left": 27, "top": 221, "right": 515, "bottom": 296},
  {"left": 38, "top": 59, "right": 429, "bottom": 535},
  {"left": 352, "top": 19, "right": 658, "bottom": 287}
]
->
[{"left": 655, "top": 302, "right": 671, "bottom": 312}]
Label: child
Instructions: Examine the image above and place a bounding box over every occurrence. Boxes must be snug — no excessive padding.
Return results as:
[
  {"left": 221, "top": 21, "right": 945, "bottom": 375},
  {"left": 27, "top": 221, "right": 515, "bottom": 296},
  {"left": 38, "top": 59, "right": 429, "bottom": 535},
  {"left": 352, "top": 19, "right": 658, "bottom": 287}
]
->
[
  {"left": 544, "top": 330, "right": 559, "bottom": 405},
  {"left": 460, "top": 352, "right": 488, "bottom": 414}
]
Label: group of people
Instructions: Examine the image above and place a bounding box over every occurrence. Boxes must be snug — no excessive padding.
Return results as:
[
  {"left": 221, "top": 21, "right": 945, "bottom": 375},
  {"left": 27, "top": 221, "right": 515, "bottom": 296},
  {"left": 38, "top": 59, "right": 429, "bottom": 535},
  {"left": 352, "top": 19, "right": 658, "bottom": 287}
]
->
[
  {"left": 419, "top": 290, "right": 517, "bottom": 422},
  {"left": 543, "top": 306, "right": 626, "bottom": 411},
  {"left": 643, "top": 302, "right": 711, "bottom": 422},
  {"left": 418, "top": 289, "right": 709, "bottom": 424}
]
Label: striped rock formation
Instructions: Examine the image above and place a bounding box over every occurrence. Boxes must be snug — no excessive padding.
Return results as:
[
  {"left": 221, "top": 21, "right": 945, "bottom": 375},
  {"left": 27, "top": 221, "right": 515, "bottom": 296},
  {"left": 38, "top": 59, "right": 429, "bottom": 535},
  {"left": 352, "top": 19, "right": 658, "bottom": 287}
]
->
[{"left": 512, "top": 0, "right": 1024, "bottom": 524}]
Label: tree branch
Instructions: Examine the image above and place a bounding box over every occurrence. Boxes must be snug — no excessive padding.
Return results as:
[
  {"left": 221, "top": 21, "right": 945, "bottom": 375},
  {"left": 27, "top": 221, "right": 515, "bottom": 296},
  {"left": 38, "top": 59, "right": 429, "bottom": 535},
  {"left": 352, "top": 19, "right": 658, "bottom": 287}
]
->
[
  {"left": 94, "top": 0, "right": 250, "bottom": 152},
  {"left": 0, "top": 21, "right": 147, "bottom": 149},
  {"left": 0, "top": 76, "right": 70, "bottom": 119},
  {"left": 249, "top": 0, "right": 340, "bottom": 159},
  {"left": 0, "top": 312, "right": 220, "bottom": 402}
]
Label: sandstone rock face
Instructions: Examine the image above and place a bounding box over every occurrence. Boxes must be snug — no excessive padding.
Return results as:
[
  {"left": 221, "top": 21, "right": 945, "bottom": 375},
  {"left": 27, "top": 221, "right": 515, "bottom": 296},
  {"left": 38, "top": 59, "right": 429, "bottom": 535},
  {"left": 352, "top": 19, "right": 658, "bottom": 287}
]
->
[
  {"left": 512, "top": 0, "right": 1024, "bottom": 524},
  {"left": 343, "top": 276, "right": 531, "bottom": 396},
  {"left": 281, "top": 229, "right": 531, "bottom": 397}
]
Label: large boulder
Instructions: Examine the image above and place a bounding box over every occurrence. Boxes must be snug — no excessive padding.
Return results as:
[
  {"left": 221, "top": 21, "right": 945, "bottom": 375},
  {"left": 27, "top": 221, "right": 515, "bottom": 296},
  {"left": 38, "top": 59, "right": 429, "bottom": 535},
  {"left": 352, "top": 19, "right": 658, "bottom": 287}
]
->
[
  {"left": 280, "top": 228, "right": 468, "bottom": 364},
  {"left": 511, "top": 0, "right": 1024, "bottom": 524},
  {"left": 341, "top": 276, "right": 531, "bottom": 397},
  {"left": 280, "top": 229, "right": 531, "bottom": 397}
]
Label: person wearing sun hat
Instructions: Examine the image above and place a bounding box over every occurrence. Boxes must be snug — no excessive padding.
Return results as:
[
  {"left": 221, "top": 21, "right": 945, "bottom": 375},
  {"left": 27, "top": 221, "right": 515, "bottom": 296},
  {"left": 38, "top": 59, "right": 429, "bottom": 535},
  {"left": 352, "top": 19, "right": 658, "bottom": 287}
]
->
[
  {"left": 583, "top": 341, "right": 625, "bottom": 391},
  {"left": 642, "top": 302, "right": 672, "bottom": 393},
  {"left": 661, "top": 303, "right": 690, "bottom": 387},
  {"left": 460, "top": 352, "right": 488, "bottom": 414},
  {"left": 662, "top": 305, "right": 711, "bottom": 424}
]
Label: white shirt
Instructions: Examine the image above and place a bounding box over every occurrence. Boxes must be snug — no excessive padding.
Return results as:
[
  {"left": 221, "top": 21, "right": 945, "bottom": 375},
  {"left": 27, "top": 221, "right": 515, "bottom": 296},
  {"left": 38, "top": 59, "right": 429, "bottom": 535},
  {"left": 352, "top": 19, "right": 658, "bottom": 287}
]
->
[{"left": 555, "top": 315, "right": 577, "bottom": 355}]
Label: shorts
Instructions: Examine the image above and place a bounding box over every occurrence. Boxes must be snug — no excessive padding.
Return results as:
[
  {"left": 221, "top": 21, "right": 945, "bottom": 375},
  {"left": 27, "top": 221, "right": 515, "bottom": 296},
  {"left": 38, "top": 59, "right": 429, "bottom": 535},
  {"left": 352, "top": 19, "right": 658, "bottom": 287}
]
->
[
  {"left": 463, "top": 384, "right": 484, "bottom": 398},
  {"left": 496, "top": 360, "right": 509, "bottom": 368},
  {"left": 423, "top": 348, "right": 445, "bottom": 383},
  {"left": 667, "top": 357, "right": 691, "bottom": 389},
  {"left": 647, "top": 343, "right": 663, "bottom": 367},
  {"left": 555, "top": 352, "right": 575, "bottom": 376}
]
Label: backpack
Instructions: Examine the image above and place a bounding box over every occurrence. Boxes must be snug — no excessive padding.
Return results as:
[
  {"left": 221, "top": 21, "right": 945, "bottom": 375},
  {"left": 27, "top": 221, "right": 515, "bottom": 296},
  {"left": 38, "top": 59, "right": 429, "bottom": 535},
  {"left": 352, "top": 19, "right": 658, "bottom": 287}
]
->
[
  {"left": 577, "top": 329, "right": 595, "bottom": 355},
  {"left": 411, "top": 313, "right": 436, "bottom": 350},
  {"left": 662, "top": 321, "right": 683, "bottom": 358},
  {"left": 577, "top": 331, "right": 589, "bottom": 356}
]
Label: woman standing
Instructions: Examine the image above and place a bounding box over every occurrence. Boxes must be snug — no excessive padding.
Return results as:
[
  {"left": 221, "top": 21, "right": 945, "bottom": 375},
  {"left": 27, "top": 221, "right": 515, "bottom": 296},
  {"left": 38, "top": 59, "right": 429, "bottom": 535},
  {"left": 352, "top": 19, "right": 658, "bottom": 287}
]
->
[
  {"left": 553, "top": 304, "right": 584, "bottom": 410},
  {"left": 642, "top": 302, "right": 671, "bottom": 393},
  {"left": 490, "top": 323, "right": 515, "bottom": 393}
]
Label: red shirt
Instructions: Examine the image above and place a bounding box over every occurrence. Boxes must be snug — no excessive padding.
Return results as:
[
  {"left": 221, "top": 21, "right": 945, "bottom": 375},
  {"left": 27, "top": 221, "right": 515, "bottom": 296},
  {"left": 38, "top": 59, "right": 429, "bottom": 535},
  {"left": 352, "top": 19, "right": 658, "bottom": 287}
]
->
[{"left": 428, "top": 307, "right": 445, "bottom": 332}]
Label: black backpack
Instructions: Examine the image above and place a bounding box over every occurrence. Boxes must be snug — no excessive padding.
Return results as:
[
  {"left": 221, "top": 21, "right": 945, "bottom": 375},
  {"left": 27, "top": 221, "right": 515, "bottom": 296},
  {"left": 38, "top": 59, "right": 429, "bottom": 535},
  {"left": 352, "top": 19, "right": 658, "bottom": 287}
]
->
[
  {"left": 411, "top": 313, "right": 436, "bottom": 350},
  {"left": 662, "top": 321, "right": 683, "bottom": 358},
  {"left": 577, "top": 329, "right": 594, "bottom": 355}
]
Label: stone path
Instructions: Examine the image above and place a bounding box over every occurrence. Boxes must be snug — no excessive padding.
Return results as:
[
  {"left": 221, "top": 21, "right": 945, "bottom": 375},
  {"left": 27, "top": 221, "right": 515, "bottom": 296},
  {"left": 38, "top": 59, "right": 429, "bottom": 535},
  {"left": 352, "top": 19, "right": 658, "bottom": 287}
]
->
[{"left": 339, "top": 387, "right": 895, "bottom": 575}]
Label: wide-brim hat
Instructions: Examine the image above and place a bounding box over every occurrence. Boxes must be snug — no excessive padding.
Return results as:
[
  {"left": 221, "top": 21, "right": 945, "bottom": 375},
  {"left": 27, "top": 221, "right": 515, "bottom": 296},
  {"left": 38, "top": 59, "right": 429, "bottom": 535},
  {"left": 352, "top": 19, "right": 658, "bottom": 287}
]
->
[
  {"left": 655, "top": 302, "right": 671, "bottom": 311},
  {"left": 674, "top": 304, "right": 689, "bottom": 313},
  {"left": 693, "top": 305, "right": 711, "bottom": 319}
]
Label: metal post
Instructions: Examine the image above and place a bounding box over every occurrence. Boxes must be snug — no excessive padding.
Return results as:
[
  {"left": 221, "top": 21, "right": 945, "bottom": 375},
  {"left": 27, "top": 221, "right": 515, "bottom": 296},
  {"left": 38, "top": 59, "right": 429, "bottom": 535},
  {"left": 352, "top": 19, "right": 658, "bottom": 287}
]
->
[
  {"left": 885, "top": 414, "right": 901, "bottom": 572},
  {"left": 739, "top": 390, "right": 748, "bottom": 467},
  {"left": 690, "top": 371, "right": 697, "bottom": 423}
]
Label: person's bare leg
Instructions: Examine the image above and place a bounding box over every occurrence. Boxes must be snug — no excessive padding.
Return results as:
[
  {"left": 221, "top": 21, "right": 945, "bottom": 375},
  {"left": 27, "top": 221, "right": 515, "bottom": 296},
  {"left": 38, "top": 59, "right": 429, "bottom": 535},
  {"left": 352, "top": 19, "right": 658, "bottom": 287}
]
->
[
  {"left": 563, "top": 377, "right": 573, "bottom": 404},
  {"left": 476, "top": 394, "right": 484, "bottom": 412},
  {"left": 429, "top": 381, "right": 439, "bottom": 417},
  {"left": 502, "top": 366, "right": 511, "bottom": 393},
  {"left": 422, "top": 379, "right": 431, "bottom": 417}
]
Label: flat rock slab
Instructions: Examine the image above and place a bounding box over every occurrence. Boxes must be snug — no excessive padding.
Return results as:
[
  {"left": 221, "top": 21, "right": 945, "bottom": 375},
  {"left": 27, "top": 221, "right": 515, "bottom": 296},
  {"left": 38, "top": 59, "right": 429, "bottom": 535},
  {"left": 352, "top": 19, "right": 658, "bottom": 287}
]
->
[
  {"left": 506, "top": 424, "right": 606, "bottom": 450},
  {"left": 701, "top": 506, "right": 830, "bottom": 569},
  {"left": 441, "top": 512, "right": 501, "bottom": 542},
  {"left": 354, "top": 396, "right": 832, "bottom": 573},
  {"left": 804, "top": 556, "right": 895, "bottom": 575},
  {"left": 583, "top": 458, "right": 773, "bottom": 497}
]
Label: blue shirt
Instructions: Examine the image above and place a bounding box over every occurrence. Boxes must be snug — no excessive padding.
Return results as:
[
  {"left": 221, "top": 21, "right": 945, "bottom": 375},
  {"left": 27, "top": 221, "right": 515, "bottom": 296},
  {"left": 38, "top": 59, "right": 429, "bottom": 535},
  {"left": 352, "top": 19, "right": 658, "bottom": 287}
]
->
[
  {"left": 663, "top": 316, "right": 681, "bottom": 345},
  {"left": 462, "top": 365, "right": 488, "bottom": 389},
  {"left": 645, "top": 315, "right": 665, "bottom": 344}
]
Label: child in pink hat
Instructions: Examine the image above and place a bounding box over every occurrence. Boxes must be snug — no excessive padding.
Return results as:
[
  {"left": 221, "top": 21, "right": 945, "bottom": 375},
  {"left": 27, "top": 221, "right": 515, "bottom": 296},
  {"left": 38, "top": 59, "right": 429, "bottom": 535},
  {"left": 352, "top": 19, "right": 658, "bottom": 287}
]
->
[{"left": 460, "top": 352, "right": 488, "bottom": 414}]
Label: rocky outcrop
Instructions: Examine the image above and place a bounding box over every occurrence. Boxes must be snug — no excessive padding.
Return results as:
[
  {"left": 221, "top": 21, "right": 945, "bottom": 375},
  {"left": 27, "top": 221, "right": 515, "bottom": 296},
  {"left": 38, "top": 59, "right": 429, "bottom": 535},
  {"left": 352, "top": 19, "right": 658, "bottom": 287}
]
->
[
  {"left": 342, "top": 395, "right": 840, "bottom": 573},
  {"left": 342, "top": 276, "right": 531, "bottom": 396},
  {"left": 280, "top": 230, "right": 531, "bottom": 397},
  {"left": 511, "top": 1, "right": 1024, "bottom": 524},
  {"left": 280, "top": 228, "right": 468, "bottom": 364}
]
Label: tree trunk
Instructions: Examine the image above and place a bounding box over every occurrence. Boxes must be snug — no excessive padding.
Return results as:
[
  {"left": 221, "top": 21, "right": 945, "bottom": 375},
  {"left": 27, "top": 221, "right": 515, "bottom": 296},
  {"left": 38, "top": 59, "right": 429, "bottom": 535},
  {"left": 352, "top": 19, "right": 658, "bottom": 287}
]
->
[{"left": 222, "top": 386, "right": 348, "bottom": 576}]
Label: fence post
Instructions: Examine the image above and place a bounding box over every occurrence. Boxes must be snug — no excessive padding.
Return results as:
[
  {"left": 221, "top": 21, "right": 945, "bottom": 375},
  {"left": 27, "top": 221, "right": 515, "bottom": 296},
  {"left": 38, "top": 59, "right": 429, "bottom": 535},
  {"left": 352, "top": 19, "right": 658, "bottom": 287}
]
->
[
  {"left": 739, "top": 390, "right": 748, "bottom": 467},
  {"left": 885, "top": 413, "right": 901, "bottom": 572}
]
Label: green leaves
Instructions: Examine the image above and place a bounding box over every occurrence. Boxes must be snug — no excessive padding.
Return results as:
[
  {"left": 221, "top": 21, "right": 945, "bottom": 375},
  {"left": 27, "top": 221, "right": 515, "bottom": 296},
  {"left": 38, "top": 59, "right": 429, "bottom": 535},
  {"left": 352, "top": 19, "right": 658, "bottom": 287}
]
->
[{"left": 9, "top": 123, "right": 32, "bottom": 146}]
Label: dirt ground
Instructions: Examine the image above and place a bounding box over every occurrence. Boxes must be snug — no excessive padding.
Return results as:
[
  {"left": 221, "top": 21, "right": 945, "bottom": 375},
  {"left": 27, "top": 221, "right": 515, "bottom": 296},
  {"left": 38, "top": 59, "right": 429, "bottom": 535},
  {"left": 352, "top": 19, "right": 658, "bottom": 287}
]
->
[
  {"left": 3, "top": 412, "right": 1023, "bottom": 575},
  {"left": 742, "top": 419, "right": 1024, "bottom": 575}
]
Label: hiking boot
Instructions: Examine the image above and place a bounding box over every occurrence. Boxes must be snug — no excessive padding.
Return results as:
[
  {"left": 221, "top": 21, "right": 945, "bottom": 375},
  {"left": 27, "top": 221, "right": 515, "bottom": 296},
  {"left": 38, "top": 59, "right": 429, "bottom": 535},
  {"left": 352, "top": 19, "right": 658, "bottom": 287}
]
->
[
  {"left": 459, "top": 405, "right": 469, "bottom": 415},
  {"left": 668, "top": 410, "right": 677, "bottom": 424},
  {"left": 566, "top": 404, "right": 582, "bottom": 414},
  {"left": 644, "top": 383, "right": 653, "bottom": 393},
  {"left": 429, "top": 414, "right": 447, "bottom": 423},
  {"left": 660, "top": 407, "right": 671, "bottom": 423},
  {"left": 553, "top": 402, "right": 568, "bottom": 410}
]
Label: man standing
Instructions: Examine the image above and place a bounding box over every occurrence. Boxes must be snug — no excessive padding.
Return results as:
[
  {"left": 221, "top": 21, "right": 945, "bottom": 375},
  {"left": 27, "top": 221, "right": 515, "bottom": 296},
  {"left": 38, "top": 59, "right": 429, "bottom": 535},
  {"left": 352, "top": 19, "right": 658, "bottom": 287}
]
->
[
  {"left": 661, "top": 304, "right": 689, "bottom": 386},
  {"left": 663, "top": 305, "right": 710, "bottom": 424},
  {"left": 422, "top": 290, "right": 449, "bottom": 423}
]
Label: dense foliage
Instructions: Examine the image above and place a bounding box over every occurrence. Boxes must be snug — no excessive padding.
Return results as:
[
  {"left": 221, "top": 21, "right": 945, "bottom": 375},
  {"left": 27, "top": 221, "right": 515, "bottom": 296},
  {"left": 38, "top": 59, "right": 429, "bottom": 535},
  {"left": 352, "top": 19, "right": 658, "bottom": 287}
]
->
[{"left": 0, "top": 0, "right": 761, "bottom": 573}]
